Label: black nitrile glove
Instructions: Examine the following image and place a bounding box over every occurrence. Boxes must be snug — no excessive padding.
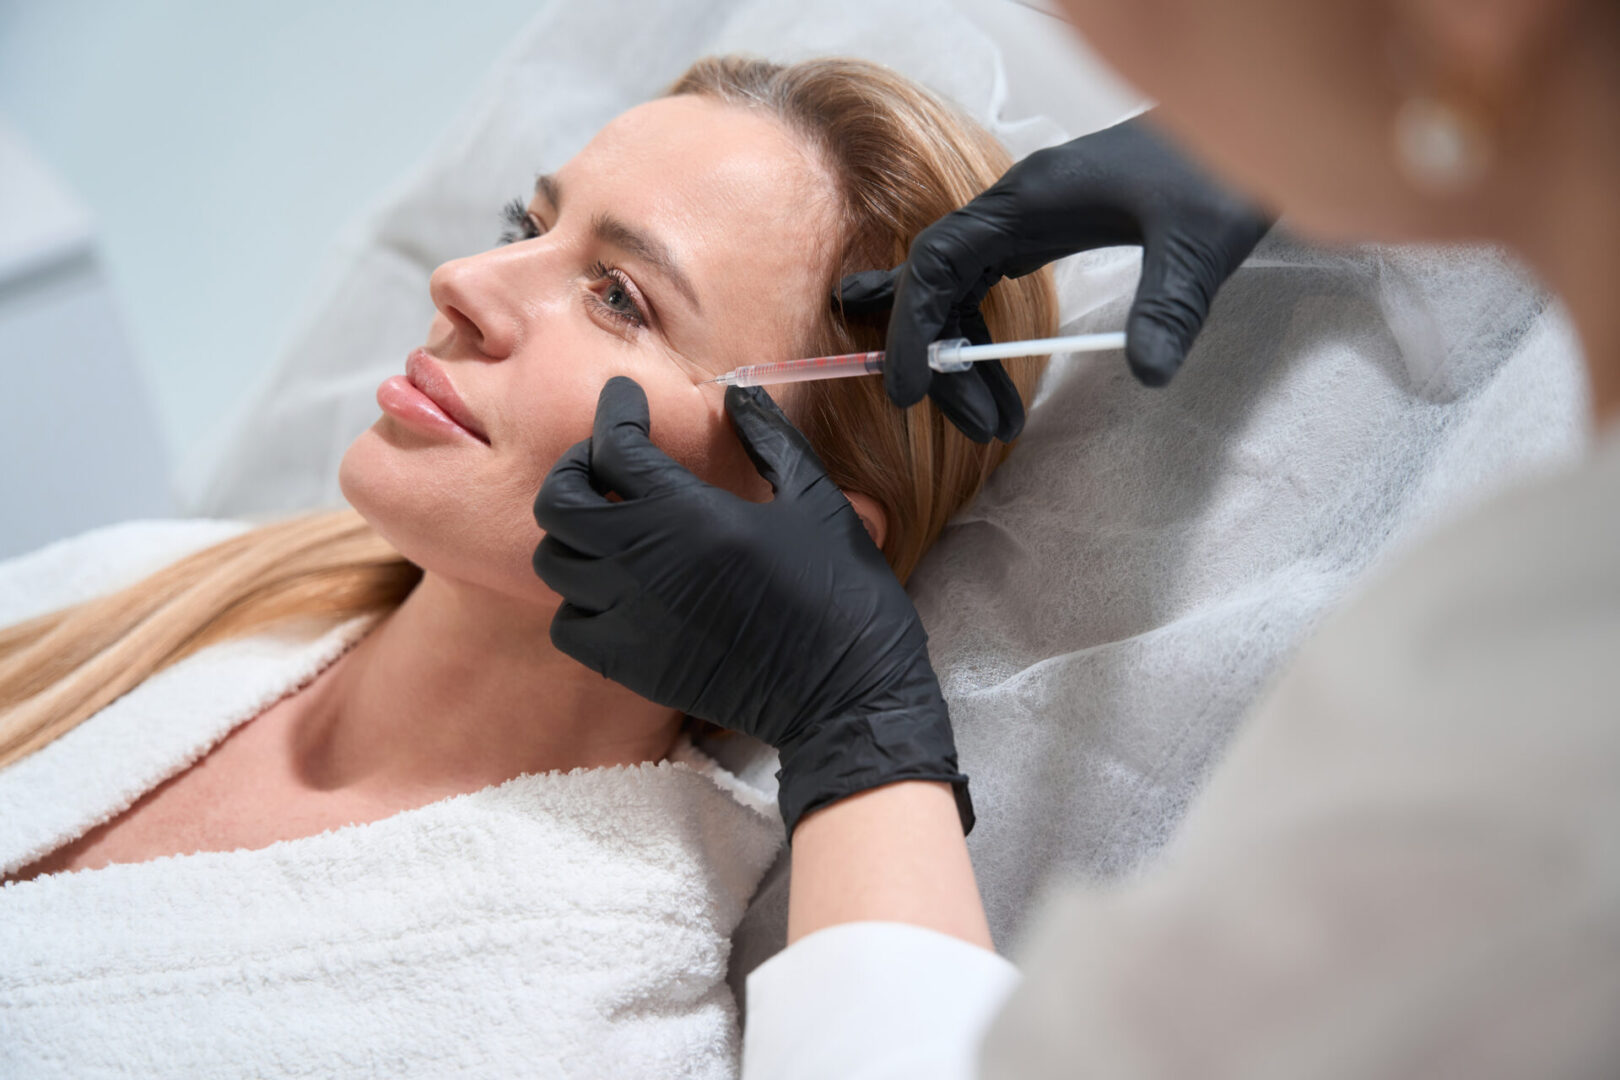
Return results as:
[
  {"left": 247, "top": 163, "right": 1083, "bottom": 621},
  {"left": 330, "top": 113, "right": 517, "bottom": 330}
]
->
[
  {"left": 532, "top": 376, "right": 971, "bottom": 838},
  {"left": 839, "top": 112, "right": 1272, "bottom": 443}
]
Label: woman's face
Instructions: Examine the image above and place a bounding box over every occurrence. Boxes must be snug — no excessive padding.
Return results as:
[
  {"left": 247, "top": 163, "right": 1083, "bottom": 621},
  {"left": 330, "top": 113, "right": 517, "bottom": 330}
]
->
[{"left": 340, "top": 95, "right": 840, "bottom": 604}]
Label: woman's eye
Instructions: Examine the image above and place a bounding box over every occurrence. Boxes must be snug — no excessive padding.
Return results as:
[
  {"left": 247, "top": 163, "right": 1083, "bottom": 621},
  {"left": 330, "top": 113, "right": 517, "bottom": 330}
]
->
[
  {"left": 498, "top": 197, "right": 542, "bottom": 245},
  {"left": 492, "top": 196, "right": 646, "bottom": 330},
  {"left": 601, "top": 279, "right": 637, "bottom": 318},
  {"left": 588, "top": 261, "right": 648, "bottom": 328}
]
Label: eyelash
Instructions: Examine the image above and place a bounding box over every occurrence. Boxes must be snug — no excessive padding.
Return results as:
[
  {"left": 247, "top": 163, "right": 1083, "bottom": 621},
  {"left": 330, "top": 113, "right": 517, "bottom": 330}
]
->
[
  {"left": 499, "top": 198, "right": 539, "bottom": 245},
  {"left": 497, "top": 198, "right": 648, "bottom": 330},
  {"left": 586, "top": 260, "right": 648, "bottom": 328}
]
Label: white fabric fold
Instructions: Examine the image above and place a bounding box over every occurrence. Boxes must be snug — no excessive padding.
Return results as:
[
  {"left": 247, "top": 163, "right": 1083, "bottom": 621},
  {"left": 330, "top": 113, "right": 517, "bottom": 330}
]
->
[{"left": 1, "top": 520, "right": 783, "bottom": 1079}]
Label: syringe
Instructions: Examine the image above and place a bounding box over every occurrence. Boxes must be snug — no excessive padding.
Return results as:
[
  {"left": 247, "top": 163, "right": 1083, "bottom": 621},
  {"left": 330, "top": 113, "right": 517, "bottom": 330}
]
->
[{"left": 702, "top": 332, "right": 1128, "bottom": 388}]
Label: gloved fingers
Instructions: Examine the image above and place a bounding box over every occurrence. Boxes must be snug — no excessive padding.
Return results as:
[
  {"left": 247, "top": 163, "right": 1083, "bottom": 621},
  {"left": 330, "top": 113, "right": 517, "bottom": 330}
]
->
[
  {"left": 921, "top": 292, "right": 1002, "bottom": 444},
  {"left": 834, "top": 267, "right": 898, "bottom": 317},
  {"left": 533, "top": 438, "right": 619, "bottom": 557},
  {"left": 976, "top": 359, "right": 1027, "bottom": 442},
  {"left": 929, "top": 359, "right": 1025, "bottom": 443},
  {"left": 724, "top": 385, "right": 835, "bottom": 499},
  {"left": 1122, "top": 156, "right": 1271, "bottom": 387},
  {"left": 1124, "top": 232, "right": 1218, "bottom": 387},
  {"left": 589, "top": 376, "right": 705, "bottom": 498},
  {"left": 885, "top": 215, "right": 999, "bottom": 409},
  {"left": 532, "top": 534, "right": 621, "bottom": 614},
  {"left": 548, "top": 602, "right": 622, "bottom": 679},
  {"left": 926, "top": 371, "right": 998, "bottom": 444},
  {"left": 958, "top": 305, "right": 992, "bottom": 348},
  {"left": 884, "top": 263, "right": 945, "bottom": 408}
]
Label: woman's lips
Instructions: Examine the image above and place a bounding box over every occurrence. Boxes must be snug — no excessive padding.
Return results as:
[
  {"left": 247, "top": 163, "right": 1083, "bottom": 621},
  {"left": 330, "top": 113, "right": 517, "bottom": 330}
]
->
[{"left": 376, "top": 350, "right": 491, "bottom": 445}]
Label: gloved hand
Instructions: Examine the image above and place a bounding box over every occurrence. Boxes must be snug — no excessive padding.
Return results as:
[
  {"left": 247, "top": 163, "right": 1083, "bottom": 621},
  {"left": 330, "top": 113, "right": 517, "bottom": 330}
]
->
[
  {"left": 532, "top": 376, "right": 972, "bottom": 837},
  {"left": 840, "top": 112, "right": 1272, "bottom": 443}
]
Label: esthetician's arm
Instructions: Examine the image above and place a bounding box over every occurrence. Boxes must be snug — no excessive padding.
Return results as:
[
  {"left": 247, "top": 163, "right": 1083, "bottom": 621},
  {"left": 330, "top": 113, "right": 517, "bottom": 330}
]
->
[
  {"left": 786, "top": 780, "right": 989, "bottom": 948},
  {"left": 754, "top": 435, "right": 1620, "bottom": 1080},
  {"left": 531, "top": 378, "right": 1016, "bottom": 1077},
  {"left": 738, "top": 781, "right": 1020, "bottom": 1080}
]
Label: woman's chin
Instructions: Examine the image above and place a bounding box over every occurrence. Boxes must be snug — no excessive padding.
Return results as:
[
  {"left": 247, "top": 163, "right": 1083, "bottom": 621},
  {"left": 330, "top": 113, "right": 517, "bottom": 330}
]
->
[
  {"left": 337, "top": 427, "right": 435, "bottom": 559},
  {"left": 338, "top": 425, "right": 558, "bottom": 609}
]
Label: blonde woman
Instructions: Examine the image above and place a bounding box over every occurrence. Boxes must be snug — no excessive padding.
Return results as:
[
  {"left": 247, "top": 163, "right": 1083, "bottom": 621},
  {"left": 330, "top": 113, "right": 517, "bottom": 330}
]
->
[{"left": 0, "top": 57, "right": 1054, "bottom": 1078}]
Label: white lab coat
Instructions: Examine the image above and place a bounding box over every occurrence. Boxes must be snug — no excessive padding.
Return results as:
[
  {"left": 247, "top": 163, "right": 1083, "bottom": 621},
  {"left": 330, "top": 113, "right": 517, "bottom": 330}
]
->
[{"left": 743, "top": 423, "right": 1620, "bottom": 1079}]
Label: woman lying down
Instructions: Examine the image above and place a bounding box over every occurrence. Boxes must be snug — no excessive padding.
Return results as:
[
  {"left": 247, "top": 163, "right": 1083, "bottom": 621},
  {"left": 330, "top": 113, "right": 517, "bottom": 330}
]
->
[{"left": 0, "top": 56, "right": 1053, "bottom": 1078}]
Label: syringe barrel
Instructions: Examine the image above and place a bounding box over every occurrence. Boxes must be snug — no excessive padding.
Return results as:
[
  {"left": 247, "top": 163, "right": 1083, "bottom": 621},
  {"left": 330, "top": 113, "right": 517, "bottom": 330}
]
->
[
  {"left": 926, "top": 337, "right": 973, "bottom": 373},
  {"left": 725, "top": 351, "right": 884, "bottom": 387}
]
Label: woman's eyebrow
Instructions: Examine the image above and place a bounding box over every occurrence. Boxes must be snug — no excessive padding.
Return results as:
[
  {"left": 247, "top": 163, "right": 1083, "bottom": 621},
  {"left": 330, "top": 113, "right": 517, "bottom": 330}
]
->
[
  {"left": 533, "top": 172, "right": 703, "bottom": 315},
  {"left": 591, "top": 213, "right": 703, "bottom": 315},
  {"left": 534, "top": 173, "right": 561, "bottom": 209}
]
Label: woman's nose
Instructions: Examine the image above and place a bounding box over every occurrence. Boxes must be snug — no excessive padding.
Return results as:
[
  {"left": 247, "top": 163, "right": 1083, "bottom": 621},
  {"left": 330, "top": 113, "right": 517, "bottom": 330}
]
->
[{"left": 428, "top": 249, "right": 524, "bottom": 360}]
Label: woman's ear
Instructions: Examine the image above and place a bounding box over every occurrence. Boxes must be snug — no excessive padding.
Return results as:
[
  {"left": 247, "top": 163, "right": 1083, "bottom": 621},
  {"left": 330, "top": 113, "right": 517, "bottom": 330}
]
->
[{"left": 841, "top": 490, "right": 889, "bottom": 551}]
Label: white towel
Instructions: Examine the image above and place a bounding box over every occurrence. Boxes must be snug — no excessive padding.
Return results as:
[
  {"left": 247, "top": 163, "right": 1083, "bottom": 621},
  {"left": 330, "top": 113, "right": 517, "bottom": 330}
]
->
[{"left": 0, "top": 521, "right": 784, "bottom": 1079}]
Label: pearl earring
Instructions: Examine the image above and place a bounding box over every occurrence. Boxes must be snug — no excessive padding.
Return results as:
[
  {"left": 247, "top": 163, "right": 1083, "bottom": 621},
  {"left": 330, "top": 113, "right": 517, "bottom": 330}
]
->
[{"left": 1392, "top": 94, "right": 1492, "bottom": 194}]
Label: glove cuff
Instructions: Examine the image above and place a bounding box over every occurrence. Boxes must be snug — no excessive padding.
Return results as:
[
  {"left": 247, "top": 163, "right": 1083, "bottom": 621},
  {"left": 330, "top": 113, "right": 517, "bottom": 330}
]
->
[{"left": 775, "top": 704, "right": 974, "bottom": 841}]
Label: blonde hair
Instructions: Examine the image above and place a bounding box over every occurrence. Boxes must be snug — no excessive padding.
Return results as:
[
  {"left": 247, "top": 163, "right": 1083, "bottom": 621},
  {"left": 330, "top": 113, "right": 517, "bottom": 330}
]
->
[
  {"left": 670, "top": 57, "right": 1054, "bottom": 579},
  {"left": 0, "top": 56, "right": 1055, "bottom": 770}
]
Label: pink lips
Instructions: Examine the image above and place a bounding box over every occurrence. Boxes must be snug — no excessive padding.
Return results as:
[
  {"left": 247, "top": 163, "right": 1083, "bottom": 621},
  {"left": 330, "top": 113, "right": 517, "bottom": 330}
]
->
[{"left": 376, "top": 349, "right": 490, "bottom": 445}]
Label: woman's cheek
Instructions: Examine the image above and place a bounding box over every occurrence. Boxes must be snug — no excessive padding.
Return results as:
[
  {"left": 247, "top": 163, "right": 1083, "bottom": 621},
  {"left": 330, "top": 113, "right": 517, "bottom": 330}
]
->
[
  {"left": 636, "top": 372, "right": 723, "bottom": 475},
  {"left": 653, "top": 384, "right": 777, "bottom": 503},
  {"left": 509, "top": 349, "right": 767, "bottom": 500}
]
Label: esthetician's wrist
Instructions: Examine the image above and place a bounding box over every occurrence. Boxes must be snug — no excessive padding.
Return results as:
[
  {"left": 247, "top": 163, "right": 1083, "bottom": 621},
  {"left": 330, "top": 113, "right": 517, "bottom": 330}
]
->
[{"left": 775, "top": 690, "right": 973, "bottom": 841}]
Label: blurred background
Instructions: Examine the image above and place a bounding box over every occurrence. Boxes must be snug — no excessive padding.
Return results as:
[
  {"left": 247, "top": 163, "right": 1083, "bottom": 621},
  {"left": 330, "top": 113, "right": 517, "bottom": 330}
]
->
[{"left": 0, "top": 0, "right": 547, "bottom": 558}]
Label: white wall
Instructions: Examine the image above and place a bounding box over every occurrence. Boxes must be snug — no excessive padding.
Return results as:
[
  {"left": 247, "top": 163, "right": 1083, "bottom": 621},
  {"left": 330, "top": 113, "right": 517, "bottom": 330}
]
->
[{"left": 0, "top": 0, "right": 550, "bottom": 469}]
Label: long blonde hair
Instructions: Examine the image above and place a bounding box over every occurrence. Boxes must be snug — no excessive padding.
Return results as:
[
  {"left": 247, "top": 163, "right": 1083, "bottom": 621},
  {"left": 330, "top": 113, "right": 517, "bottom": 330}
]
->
[{"left": 0, "top": 56, "right": 1055, "bottom": 770}]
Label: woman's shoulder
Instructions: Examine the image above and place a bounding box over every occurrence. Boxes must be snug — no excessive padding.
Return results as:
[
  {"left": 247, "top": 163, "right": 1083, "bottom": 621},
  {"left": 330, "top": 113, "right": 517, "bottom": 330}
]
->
[{"left": 0, "top": 519, "right": 251, "bottom": 627}]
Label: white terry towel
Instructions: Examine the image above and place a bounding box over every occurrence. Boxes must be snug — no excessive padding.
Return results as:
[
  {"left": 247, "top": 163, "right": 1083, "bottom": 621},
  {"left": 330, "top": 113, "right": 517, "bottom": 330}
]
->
[{"left": 0, "top": 520, "right": 783, "bottom": 1079}]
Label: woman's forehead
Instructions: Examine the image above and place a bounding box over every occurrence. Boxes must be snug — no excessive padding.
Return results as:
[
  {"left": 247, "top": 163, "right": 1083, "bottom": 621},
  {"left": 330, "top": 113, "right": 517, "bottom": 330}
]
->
[
  {"left": 558, "top": 97, "right": 840, "bottom": 339},
  {"left": 566, "top": 96, "right": 831, "bottom": 222}
]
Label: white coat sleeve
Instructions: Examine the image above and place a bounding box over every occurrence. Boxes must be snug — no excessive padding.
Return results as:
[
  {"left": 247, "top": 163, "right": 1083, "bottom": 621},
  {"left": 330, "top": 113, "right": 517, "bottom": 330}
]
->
[{"left": 743, "top": 922, "right": 1022, "bottom": 1080}]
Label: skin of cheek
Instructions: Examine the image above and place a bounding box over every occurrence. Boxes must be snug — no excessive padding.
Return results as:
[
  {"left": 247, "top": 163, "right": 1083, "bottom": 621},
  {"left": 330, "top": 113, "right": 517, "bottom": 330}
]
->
[
  {"left": 339, "top": 99, "right": 835, "bottom": 609},
  {"left": 338, "top": 343, "right": 781, "bottom": 611}
]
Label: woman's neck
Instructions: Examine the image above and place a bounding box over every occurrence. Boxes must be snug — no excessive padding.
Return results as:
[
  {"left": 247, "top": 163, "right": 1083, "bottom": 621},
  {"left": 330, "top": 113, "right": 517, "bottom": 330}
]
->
[{"left": 287, "top": 572, "right": 683, "bottom": 801}]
